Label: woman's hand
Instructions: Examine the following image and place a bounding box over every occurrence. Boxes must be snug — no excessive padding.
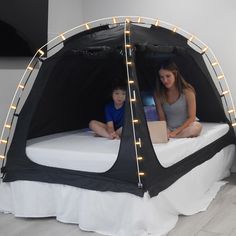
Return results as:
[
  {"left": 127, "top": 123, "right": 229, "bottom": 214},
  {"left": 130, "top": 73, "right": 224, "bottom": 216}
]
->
[{"left": 168, "top": 130, "right": 179, "bottom": 138}]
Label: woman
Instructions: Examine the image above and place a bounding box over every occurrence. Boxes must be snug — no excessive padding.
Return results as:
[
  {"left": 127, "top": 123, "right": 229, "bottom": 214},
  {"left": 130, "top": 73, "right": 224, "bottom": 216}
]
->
[{"left": 155, "top": 61, "right": 202, "bottom": 138}]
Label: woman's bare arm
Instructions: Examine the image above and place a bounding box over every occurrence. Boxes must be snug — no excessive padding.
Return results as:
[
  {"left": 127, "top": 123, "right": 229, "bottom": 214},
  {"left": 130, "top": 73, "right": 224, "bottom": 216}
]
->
[{"left": 154, "top": 93, "right": 166, "bottom": 121}]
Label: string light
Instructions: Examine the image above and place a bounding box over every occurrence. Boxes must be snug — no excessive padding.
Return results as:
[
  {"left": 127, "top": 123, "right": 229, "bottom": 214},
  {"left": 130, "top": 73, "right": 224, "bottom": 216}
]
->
[
  {"left": 4, "top": 124, "right": 11, "bottom": 129},
  {"left": 172, "top": 27, "right": 177, "bottom": 33},
  {"left": 211, "top": 61, "right": 218, "bottom": 66},
  {"left": 38, "top": 49, "right": 44, "bottom": 57},
  {"left": 139, "top": 172, "right": 145, "bottom": 176},
  {"left": 135, "top": 138, "right": 142, "bottom": 148},
  {"left": 188, "top": 35, "right": 194, "bottom": 42},
  {"left": 60, "top": 34, "right": 66, "bottom": 41},
  {"left": 130, "top": 90, "right": 136, "bottom": 102},
  {"left": 155, "top": 19, "right": 160, "bottom": 26},
  {"left": 217, "top": 75, "right": 224, "bottom": 80},
  {"left": 202, "top": 47, "right": 208, "bottom": 53},
  {"left": 124, "top": 23, "right": 143, "bottom": 188},
  {"left": 18, "top": 84, "right": 24, "bottom": 89},
  {"left": 0, "top": 155, "right": 5, "bottom": 159},
  {"left": 27, "top": 66, "right": 33, "bottom": 71},
  {"left": 0, "top": 139, "right": 7, "bottom": 144},
  {"left": 112, "top": 17, "right": 117, "bottom": 24},
  {"left": 85, "top": 23, "right": 90, "bottom": 30},
  {"left": 221, "top": 90, "right": 229, "bottom": 96},
  {"left": 137, "top": 156, "right": 143, "bottom": 161},
  {"left": 10, "top": 105, "right": 17, "bottom": 110},
  {"left": 228, "top": 109, "right": 234, "bottom": 114}
]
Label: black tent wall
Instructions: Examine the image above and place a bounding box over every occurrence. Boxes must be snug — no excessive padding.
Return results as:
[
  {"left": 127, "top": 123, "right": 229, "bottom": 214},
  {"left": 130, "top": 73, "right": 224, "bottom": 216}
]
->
[{"left": 2, "top": 23, "right": 235, "bottom": 197}]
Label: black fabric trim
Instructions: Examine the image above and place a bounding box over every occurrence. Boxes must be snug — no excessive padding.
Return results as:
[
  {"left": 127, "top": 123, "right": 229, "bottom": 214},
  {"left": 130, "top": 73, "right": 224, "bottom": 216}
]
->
[{"left": 4, "top": 167, "right": 144, "bottom": 197}]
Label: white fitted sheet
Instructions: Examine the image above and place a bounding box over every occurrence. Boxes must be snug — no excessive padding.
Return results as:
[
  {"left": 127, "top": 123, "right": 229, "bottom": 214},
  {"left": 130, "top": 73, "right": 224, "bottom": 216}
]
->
[{"left": 26, "top": 122, "right": 229, "bottom": 172}]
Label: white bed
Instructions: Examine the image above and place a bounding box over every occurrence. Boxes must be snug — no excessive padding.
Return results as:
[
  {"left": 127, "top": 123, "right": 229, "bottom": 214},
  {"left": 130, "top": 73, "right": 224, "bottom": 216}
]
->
[
  {"left": 26, "top": 122, "right": 230, "bottom": 171},
  {"left": 0, "top": 122, "right": 235, "bottom": 236}
]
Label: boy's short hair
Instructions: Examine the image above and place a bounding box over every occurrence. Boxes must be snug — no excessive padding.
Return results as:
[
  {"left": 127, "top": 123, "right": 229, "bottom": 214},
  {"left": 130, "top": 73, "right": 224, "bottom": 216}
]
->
[
  {"left": 110, "top": 74, "right": 127, "bottom": 94},
  {"left": 111, "top": 83, "right": 127, "bottom": 92}
]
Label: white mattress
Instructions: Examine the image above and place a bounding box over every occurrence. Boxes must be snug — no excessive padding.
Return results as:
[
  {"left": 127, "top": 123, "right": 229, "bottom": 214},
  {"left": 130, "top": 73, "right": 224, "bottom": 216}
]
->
[{"left": 26, "top": 122, "right": 229, "bottom": 172}]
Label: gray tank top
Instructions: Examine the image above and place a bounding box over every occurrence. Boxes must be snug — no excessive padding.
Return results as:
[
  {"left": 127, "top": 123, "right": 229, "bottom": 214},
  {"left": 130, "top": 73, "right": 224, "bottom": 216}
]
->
[{"left": 162, "top": 94, "right": 187, "bottom": 130}]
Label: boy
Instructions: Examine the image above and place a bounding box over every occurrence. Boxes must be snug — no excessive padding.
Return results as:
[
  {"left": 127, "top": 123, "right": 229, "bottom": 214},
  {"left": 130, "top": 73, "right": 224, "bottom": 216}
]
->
[{"left": 89, "top": 85, "right": 126, "bottom": 139}]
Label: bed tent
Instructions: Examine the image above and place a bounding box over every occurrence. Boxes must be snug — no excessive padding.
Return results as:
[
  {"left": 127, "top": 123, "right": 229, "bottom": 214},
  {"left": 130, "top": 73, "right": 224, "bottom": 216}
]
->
[{"left": 1, "top": 22, "right": 235, "bottom": 197}]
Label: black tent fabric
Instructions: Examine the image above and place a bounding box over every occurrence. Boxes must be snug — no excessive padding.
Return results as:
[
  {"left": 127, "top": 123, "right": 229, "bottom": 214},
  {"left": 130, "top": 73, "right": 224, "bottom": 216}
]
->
[{"left": 2, "top": 23, "right": 236, "bottom": 197}]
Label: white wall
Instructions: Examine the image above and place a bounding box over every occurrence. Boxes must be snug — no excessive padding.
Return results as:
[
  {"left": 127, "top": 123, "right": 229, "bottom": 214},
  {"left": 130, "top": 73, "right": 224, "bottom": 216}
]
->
[
  {"left": 1, "top": 0, "right": 236, "bottom": 132},
  {"left": 0, "top": 0, "right": 84, "bottom": 132},
  {"left": 48, "top": 0, "right": 84, "bottom": 40}
]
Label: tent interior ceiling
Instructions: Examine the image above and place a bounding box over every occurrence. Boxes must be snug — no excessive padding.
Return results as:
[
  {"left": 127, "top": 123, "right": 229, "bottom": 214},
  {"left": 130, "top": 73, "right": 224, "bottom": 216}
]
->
[{"left": 28, "top": 23, "right": 227, "bottom": 139}]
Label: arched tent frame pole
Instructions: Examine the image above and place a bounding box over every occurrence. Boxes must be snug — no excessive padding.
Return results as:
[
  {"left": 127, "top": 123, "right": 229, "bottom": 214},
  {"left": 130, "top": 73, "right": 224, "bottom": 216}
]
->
[
  {"left": 124, "top": 20, "right": 144, "bottom": 188},
  {"left": 187, "top": 36, "right": 235, "bottom": 124},
  {"left": 1, "top": 15, "right": 236, "bottom": 170}
]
